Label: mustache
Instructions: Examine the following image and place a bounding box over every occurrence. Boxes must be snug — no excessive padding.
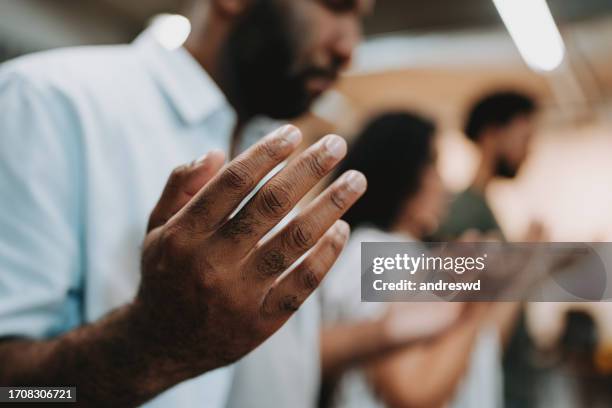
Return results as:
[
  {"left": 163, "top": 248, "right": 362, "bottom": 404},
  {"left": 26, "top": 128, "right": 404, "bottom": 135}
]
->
[
  {"left": 302, "top": 66, "right": 339, "bottom": 81},
  {"left": 298, "top": 58, "right": 346, "bottom": 83}
]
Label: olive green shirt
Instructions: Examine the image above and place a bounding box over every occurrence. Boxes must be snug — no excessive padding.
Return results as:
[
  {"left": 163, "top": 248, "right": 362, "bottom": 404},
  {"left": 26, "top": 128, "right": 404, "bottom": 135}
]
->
[{"left": 437, "top": 188, "right": 502, "bottom": 240}]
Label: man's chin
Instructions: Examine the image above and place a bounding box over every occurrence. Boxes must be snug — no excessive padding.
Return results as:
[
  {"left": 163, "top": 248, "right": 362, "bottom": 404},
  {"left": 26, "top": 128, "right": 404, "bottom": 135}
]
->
[
  {"left": 495, "top": 161, "right": 520, "bottom": 179},
  {"left": 496, "top": 169, "right": 519, "bottom": 179},
  {"left": 306, "top": 78, "right": 333, "bottom": 97},
  {"left": 262, "top": 99, "right": 312, "bottom": 120},
  {"left": 243, "top": 82, "right": 318, "bottom": 119}
]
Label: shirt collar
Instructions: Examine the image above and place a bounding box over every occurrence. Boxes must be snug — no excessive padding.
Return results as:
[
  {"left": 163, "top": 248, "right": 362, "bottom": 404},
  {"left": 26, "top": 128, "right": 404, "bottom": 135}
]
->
[{"left": 133, "top": 28, "right": 234, "bottom": 125}]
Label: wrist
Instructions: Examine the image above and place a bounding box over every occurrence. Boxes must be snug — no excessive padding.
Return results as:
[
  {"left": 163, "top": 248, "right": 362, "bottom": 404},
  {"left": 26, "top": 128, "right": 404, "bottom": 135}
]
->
[
  {"left": 124, "top": 300, "right": 199, "bottom": 382},
  {"left": 127, "top": 296, "right": 226, "bottom": 380}
]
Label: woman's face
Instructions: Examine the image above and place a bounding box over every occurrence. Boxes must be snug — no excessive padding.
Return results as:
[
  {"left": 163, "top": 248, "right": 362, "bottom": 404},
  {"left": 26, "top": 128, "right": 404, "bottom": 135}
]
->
[{"left": 397, "top": 164, "right": 448, "bottom": 239}]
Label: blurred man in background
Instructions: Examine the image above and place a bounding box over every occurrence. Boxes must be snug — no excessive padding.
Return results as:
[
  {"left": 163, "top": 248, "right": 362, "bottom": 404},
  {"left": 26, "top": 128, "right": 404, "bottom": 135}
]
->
[
  {"left": 0, "top": 0, "right": 372, "bottom": 406},
  {"left": 437, "top": 90, "right": 538, "bottom": 240},
  {"left": 436, "top": 90, "right": 540, "bottom": 408}
]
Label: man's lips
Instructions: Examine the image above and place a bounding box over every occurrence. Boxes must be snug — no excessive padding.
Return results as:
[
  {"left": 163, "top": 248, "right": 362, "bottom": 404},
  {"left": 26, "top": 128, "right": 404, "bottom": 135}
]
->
[{"left": 306, "top": 75, "right": 337, "bottom": 95}]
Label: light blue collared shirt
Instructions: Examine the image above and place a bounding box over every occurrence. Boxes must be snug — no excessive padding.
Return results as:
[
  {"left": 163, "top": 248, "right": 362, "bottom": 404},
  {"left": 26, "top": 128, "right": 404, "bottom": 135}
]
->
[
  {"left": 0, "top": 29, "right": 322, "bottom": 408},
  {"left": 0, "top": 31, "right": 238, "bottom": 406}
]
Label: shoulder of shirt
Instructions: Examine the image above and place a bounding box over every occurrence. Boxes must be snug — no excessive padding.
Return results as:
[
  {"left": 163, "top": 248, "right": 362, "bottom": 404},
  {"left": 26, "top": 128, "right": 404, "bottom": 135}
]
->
[{"left": 0, "top": 44, "right": 140, "bottom": 95}]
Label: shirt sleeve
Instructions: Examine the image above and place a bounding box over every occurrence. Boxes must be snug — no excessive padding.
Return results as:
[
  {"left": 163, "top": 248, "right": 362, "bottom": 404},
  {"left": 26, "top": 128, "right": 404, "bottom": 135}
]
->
[{"left": 0, "top": 69, "right": 83, "bottom": 339}]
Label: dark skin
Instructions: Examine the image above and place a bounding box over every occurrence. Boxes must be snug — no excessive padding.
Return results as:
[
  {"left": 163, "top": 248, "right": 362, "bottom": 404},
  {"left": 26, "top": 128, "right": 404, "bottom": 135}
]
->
[
  {"left": 0, "top": 127, "right": 367, "bottom": 406},
  {"left": 0, "top": 0, "right": 373, "bottom": 405}
]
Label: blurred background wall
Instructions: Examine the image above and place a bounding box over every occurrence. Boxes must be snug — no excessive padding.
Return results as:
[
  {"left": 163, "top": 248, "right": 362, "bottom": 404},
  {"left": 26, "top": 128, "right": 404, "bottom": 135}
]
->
[{"left": 1, "top": 0, "right": 611, "bottom": 241}]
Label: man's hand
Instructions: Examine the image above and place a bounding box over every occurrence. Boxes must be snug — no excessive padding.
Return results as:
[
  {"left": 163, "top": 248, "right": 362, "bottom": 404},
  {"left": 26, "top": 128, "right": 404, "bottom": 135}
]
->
[
  {"left": 0, "top": 125, "right": 366, "bottom": 407},
  {"left": 135, "top": 124, "right": 367, "bottom": 374}
]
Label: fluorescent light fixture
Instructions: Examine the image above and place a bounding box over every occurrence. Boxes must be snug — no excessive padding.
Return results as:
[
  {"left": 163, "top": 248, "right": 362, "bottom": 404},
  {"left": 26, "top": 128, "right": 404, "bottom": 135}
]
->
[
  {"left": 149, "top": 14, "right": 191, "bottom": 50},
  {"left": 492, "top": 0, "right": 565, "bottom": 72}
]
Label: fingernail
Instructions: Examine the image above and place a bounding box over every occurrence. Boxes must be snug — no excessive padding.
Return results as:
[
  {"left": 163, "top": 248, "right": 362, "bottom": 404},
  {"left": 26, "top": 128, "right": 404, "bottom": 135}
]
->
[
  {"left": 324, "top": 135, "right": 347, "bottom": 160},
  {"left": 284, "top": 126, "right": 302, "bottom": 146},
  {"left": 195, "top": 152, "right": 210, "bottom": 165},
  {"left": 196, "top": 149, "right": 224, "bottom": 166},
  {"left": 275, "top": 124, "right": 302, "bottom": 148},
  {"left": 334, "top": 220, "right": 350, "bottom": 238},
  {"left": 343, "top": 170, "right": 367, "bottom": 194}
]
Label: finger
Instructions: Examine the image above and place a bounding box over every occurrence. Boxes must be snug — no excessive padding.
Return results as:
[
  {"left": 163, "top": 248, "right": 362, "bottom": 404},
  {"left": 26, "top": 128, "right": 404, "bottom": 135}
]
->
[
  {"left": 249, "top": 170, "right": 366, "bottom": 280},
  {"left": 148, "top": 150, "right": 226, "bottom": 232},
  {"left": 173, "top": 125, "right": 302, "bottom": 235},
  {"left": 215, "top": 134, "right": 348, "bottom": 255},
  {"left": 260, "top": 220, "right": 350, "bottom": 320}
]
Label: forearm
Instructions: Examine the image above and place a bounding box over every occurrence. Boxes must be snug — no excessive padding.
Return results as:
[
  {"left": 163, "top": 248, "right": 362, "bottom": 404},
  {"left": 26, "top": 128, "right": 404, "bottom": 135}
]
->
[
  {"left": 368, "top": 305, "right": 488, "bottom": 408},
  {"left": 0, "top": 303, "right": 197, "bottom": 407},
  {"left": 321, "top": 320, "right": 394, "bottom": 379}
]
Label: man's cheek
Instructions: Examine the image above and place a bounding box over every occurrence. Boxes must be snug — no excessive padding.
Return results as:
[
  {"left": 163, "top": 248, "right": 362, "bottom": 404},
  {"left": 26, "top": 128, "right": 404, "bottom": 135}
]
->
[{"left": 281, "top": 2, "right": 314, "bottom": 65}]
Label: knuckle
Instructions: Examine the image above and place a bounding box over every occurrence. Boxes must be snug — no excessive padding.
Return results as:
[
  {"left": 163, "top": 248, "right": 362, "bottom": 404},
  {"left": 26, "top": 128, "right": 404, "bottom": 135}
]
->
[
  {"left": 305, "top": 152, "right": 328, "bottom": 179},
  {"left": 169, "top": 164, "right": 190, "bottom": 185},
  {"left": 261, "top": 288, "right": 301, "bottom": 318},
  {"left": 285, "top": 222, "right": 315, "bottom": 251},
  {"left": 184, "top": 197, "right": 216, "bottom": 233},
  {"left": 259, "top": 183, "right": 292, "bottom": 218},
  {"left": 279, "top": 294, "right": 301, "bottom": 313},
  {"left": 329, "top": 187, "right": 349, "bottom": 211},
  {"left": 188, "top": 195, "right": 211, "bottom": 219},
  {"left": 148, "top": 204, "right": 167, "bottom": 230},
  {"left": 160, "top": 224, "right": 190, "bottom": 255},
  {"left": 164, "top": 166, "right": 188, "bottom": 195},
  {"left": 222, "top": 160, "right": 254, "bottom": 191},
  {"left": 259, "top": 139, "right": 283, "bottom": 161},
  {"left": 325, "top": 228, "right": 345, "bottom": 257},
  {"left": 299, "top": 263, "right": 321, "bottom": 291},
  {"left": 219, "top": 210, "right": 256, "bottom": 240},
  {"left": 328, "top": 231, "right": 345, "bottom": 255},
  {"left": 170, "top": 164, "right": 189, "bottom": 179},
  {"left": 256, "top": 249, "right": 287, "bottom": 277}
]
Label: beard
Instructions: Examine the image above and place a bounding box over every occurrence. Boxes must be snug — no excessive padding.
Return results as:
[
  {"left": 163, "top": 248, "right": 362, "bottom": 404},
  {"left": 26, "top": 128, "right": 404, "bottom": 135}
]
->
[
  {"left": 219, "top": 0, "right": 338, "bottom": 119},
  {"left": 220, "top": 0, "right": 310, "bottom": 119},
  {"left": 495, "top": 156, "right": 519, "bottom": 179}
]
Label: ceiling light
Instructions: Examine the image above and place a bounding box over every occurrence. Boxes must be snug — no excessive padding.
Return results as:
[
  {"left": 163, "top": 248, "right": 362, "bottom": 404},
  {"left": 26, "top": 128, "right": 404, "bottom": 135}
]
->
[
  {"left": 149, "top": 14, "right": 191, "bottom": 50},
  {"left": 492, "top": 0, "right": 565, "bottom": 72}
]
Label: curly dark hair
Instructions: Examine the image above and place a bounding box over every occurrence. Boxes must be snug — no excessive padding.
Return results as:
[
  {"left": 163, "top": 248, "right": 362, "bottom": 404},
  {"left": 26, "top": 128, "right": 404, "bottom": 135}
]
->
[
  {"left": 333, "top": 111, "right": 436, "bottom": 231},
  {"left": 465, "top": 91, "right": 537, "bottom": 142}
]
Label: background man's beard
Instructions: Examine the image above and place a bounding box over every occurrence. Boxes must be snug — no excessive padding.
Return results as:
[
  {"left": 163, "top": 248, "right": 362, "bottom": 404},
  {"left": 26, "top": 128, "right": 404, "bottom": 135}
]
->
[
  {"left": 220, "top": 0, "right": 312, "bottom": 120},
  {"left": 495, "top": 156, "right": 519, "bottom": 179}
]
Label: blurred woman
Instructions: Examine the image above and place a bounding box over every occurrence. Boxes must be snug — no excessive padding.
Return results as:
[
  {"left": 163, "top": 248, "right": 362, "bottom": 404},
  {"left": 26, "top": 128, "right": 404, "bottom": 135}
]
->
[{"left": 320, "top": 112, "right": 502, "bottom": 408}]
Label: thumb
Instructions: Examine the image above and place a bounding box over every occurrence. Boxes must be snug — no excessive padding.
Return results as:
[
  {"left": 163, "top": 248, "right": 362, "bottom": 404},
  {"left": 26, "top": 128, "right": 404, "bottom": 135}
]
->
[{"left": 147, "top": 149, "right": 226, "bottom": 232}]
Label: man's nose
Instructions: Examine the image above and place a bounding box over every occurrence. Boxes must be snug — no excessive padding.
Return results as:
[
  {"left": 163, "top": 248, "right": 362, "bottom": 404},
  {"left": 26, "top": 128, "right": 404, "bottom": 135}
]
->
[{"left": 331, "top": 17, "right": 362, "bottom": 69}]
